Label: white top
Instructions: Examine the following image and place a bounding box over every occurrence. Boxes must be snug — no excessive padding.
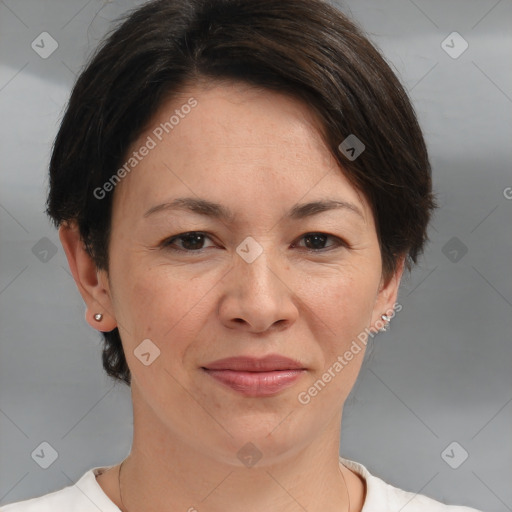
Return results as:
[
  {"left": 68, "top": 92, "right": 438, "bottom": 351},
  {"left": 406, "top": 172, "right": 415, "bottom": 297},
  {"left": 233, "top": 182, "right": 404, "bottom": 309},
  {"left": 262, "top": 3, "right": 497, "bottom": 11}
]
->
[{"left": 0, "top": 457, "right": 482, "bottom": 511}]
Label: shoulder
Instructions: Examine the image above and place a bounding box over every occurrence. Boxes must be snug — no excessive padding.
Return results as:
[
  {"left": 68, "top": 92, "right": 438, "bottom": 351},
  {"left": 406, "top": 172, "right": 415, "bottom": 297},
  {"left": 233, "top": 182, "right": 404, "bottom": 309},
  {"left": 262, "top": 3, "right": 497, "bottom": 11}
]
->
[
  {"left": 340, "top": 457, "right": 482, "bottom": 512},
  {"left": 0, "top": 466, "right": 119, "bottom": 512}
]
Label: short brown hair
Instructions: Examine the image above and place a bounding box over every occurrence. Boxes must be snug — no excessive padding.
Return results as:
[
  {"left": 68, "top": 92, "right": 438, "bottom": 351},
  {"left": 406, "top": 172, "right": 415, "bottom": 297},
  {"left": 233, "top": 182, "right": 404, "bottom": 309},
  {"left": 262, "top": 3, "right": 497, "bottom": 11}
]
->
[{"left": 47, "top": 0, "right": 437, "bottom": 386}]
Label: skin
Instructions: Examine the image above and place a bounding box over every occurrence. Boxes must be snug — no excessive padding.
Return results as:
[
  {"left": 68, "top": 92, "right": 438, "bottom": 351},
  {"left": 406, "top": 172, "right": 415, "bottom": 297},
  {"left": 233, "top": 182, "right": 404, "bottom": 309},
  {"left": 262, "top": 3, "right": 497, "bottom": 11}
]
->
[{"left": 60, "top": 80, "right": 405, "bottom": 512}]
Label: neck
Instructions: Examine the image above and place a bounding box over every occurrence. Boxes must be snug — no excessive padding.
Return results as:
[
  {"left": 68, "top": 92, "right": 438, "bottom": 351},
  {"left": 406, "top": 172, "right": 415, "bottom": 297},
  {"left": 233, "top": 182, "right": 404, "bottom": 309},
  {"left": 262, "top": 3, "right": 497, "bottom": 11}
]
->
[{"left": 113, "top": 384, "right": 364, "bottom": 512}]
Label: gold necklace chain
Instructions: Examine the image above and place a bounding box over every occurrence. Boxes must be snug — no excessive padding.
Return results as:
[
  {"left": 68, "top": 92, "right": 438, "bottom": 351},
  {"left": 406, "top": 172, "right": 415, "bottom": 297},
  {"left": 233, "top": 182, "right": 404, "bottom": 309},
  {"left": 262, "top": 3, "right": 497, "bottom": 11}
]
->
[
  {"left": 118, "top": 458, "right": 350, "bottom": 512},
  {"left": 118, "top": 459, "right": 127, "bottom": 512}
]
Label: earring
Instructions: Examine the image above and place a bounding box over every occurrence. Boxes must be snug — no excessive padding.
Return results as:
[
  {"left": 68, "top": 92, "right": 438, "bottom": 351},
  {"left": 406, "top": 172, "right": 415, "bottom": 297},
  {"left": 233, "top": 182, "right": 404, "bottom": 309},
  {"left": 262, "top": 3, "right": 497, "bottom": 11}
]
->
[
  {"left": 380, "top": 314, "right": 390, "bottom": 332},
  {"left": 94, "top": 313, "right": 103, "bottom": 322}
]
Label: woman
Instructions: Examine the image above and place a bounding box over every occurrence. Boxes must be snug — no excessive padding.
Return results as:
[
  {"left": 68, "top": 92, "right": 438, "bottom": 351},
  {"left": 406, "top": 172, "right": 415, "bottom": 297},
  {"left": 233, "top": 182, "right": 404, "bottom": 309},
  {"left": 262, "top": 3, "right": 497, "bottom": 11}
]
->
[{"left": 1, "top": 0, "right": 482, "bottom": 510}]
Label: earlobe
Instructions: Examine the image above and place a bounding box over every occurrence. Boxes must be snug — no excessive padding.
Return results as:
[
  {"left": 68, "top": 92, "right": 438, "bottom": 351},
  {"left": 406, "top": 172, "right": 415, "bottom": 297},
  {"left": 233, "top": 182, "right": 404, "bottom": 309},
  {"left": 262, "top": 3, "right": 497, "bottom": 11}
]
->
[
  {"left": 86, "top": 308, "right": 116, "bottom": 332},
  {"left": 371, "top": 255, "right": 406, "bottom": 333},
  {"left": 58, "top": 222, "right": 117, "bottom": 332}
]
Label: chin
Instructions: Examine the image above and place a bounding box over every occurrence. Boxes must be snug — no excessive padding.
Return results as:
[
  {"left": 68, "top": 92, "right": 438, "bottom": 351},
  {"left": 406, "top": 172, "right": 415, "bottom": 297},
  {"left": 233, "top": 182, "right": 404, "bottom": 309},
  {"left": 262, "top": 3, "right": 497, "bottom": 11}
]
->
[{"left": 194, "top": 413, "right": 311, "bottom": 469}]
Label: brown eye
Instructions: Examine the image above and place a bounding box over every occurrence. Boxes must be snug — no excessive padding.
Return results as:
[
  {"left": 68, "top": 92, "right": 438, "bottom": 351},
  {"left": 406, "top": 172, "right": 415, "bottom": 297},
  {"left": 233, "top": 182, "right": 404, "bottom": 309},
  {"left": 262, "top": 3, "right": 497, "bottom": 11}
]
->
[
  {"left": 295, "top": 233, "right": 346, "bottom": 252},
  {"left": 162, "top": 232, "right": 215, "bottom": 252}
]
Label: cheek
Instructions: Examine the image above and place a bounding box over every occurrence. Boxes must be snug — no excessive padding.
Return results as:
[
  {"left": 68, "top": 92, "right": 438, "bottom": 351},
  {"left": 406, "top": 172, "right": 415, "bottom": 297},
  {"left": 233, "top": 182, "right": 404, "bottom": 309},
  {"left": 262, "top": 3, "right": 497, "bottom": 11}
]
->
[
  {"left": 303, "top": 260, "right": 380, "bottom": 378},
  {"left": 111, "top": 259, "right": 217, "bottom": 351},
  {"left": 335, "top": 276, "right": 378, "bottom": 326},
  {"left": 311, "top": 261, "right": 380, "bottom": 325},
  {"left": 293, "top": 272, "right": 378, "bottom": 410}
]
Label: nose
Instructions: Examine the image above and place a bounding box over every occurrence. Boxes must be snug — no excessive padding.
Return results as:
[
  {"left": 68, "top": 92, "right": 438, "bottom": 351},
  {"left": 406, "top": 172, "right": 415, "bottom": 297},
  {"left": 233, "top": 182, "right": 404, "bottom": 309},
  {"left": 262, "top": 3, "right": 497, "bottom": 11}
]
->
[{"left": 218, "top": 245, "right": 299, "bottom": 334}]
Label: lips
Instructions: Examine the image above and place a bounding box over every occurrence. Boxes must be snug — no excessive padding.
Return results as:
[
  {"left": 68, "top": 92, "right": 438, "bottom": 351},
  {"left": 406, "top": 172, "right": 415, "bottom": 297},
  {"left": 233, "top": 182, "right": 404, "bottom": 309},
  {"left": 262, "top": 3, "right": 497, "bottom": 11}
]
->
[
  {"left": 203, "top": 355, "right": 305, "bottom": 372},
  {"left": 202, "top": 355, "right": 306, "bottom": 397}
]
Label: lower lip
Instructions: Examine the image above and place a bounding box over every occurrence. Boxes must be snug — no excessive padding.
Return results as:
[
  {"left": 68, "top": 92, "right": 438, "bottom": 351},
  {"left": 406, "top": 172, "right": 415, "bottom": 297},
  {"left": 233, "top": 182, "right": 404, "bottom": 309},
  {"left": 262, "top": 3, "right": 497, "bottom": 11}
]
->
[{"left": 202, "top": 369, "right": 305, "bottom": 397}]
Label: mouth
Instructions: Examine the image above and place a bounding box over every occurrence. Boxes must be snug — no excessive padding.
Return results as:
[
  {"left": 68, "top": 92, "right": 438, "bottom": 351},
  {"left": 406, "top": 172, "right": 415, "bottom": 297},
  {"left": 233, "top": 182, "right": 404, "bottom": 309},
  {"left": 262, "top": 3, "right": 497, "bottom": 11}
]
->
[{"left": 201, "top": 355, "right": 306, "bottom": 397}]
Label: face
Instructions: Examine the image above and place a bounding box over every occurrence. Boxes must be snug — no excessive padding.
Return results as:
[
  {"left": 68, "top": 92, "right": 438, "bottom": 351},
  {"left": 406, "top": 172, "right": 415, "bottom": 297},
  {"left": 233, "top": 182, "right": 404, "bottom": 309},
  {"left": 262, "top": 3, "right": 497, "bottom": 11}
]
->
[{"left": 67, "top": 81, "right": 402, "bottom": 466}]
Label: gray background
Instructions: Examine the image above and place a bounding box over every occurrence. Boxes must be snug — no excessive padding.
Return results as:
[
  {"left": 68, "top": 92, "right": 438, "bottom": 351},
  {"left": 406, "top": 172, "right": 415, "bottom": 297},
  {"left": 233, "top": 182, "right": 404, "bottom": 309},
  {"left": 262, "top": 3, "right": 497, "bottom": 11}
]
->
[{"left": 0, "top": 0, "right": 511, "bottom": 510}]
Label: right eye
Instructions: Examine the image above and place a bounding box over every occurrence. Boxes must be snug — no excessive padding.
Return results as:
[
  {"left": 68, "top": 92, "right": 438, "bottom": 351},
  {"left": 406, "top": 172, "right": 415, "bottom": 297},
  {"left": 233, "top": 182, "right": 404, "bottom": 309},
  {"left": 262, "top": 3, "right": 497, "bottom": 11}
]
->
[{"left": 161, "top": 231, "right": 217, "bottom": 253}]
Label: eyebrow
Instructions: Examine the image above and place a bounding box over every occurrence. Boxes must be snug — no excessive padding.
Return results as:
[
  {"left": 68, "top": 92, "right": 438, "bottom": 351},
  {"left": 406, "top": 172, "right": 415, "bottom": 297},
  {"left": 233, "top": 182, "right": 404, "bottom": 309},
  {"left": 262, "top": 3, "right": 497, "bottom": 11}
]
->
[{"left": 143, "top": 197, "right": 364, "bottom": 221}]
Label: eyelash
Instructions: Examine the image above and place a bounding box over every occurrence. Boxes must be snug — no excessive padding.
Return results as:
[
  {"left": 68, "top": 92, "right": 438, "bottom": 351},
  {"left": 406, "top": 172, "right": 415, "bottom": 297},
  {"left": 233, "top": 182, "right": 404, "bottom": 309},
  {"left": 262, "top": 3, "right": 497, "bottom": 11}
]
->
[{"left": 161, "top": 231, "right": 347, "bottom": 254}]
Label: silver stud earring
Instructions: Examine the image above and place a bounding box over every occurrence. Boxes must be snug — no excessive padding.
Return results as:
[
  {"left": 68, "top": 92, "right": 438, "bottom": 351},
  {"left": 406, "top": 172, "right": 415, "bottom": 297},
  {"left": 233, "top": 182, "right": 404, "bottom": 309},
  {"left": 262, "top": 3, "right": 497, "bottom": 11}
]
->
[
  {"left": 94, "top": 313, "right": 103, "bottom": 322},
  {"left": 380, "top": 314, "right": 390, "bottom": 332}
]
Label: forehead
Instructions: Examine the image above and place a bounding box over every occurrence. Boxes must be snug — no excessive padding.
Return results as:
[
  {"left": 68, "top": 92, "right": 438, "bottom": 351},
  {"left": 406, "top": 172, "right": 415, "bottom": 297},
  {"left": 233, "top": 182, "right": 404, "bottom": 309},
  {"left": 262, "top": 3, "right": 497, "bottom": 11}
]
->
[
  {"left": 111, "top": 81, "right": 371, "bottom": 224},
  {"left": 152, "top": 81, "right": 332, "bottom": 164}
]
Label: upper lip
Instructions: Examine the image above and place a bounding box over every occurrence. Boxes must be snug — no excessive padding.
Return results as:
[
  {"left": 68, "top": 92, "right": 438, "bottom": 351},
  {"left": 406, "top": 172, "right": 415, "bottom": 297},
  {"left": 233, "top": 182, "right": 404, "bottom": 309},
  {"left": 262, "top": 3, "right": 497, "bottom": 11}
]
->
[{"left": 202, "top": 355, "right": 305, "bottom": 371}]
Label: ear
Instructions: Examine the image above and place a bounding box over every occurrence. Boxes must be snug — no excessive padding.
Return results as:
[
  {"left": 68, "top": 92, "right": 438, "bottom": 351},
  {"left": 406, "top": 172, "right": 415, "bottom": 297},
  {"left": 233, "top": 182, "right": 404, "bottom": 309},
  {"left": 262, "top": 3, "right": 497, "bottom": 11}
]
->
[
  {"left": 59, "top": 222, "right": 117, "bottom": 332},
  {"left": 369, "top": 255, "right": 406, "bottom": 332}
]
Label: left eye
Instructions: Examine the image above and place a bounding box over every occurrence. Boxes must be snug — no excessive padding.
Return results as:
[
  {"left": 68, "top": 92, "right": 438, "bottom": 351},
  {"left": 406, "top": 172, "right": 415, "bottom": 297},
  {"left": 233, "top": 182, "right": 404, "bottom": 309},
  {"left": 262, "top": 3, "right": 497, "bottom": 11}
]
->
[
  {"left": 293, "top": 232, "right": 345, "bottom": 252},
  {"left": 162, "top": 231, "right": 345, "bottom": 253}
]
